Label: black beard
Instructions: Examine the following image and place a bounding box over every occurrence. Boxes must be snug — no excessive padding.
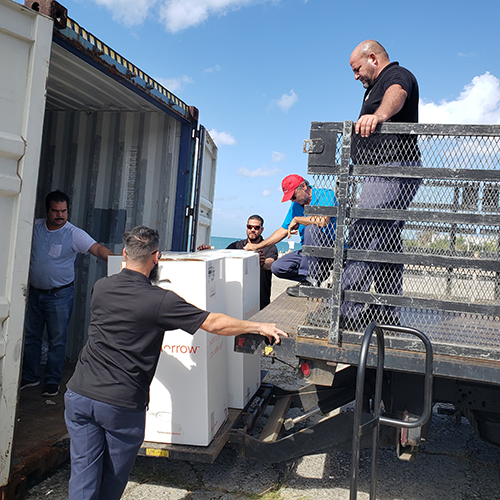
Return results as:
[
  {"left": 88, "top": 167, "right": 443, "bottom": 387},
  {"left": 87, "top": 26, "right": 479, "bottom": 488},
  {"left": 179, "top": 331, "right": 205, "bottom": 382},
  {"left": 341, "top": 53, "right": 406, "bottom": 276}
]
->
[{"left": 149, "top": 263, "right": 160, "bottom": 285}]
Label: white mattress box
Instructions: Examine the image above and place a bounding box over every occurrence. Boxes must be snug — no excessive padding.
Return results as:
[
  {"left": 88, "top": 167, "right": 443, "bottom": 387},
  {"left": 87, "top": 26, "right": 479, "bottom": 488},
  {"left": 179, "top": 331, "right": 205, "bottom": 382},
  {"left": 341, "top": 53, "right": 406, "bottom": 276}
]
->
[
  {"left": 144, "top": 253, "right": 228, "bottom": 446},
  {"left": 107, "top": 254, "right": 126, "bottom": 276},
  {"left": 201, "top": 249, "right": 261, "bottom": 409}
]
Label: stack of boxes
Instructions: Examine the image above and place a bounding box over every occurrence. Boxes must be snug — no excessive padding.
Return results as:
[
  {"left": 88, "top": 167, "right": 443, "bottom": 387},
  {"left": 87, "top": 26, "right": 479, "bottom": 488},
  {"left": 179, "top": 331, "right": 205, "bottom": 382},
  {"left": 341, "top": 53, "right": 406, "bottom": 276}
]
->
[
  {"left": 210, "top": 250, "right": 261, "bottom": 409},
  {"left": 107, "top": 249, "right": 261, "bottom": 447}
]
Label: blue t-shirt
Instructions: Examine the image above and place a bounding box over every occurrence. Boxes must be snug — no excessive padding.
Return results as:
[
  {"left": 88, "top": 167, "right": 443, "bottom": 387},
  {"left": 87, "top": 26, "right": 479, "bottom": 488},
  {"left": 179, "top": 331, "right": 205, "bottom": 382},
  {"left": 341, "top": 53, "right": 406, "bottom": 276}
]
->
[{"left": 281, "top": 187, "right": 338, "bottom": 244}]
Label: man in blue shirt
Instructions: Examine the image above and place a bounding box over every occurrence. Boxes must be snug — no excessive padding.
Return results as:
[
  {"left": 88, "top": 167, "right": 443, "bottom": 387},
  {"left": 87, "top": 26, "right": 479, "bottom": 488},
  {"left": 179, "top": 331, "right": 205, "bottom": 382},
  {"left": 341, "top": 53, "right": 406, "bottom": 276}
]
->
[
  {"left": 21, "top": 190, "right": 113, "bottom": 397},
  {"left": 245, "top": 174, "right": 337, "bottom": 296}
]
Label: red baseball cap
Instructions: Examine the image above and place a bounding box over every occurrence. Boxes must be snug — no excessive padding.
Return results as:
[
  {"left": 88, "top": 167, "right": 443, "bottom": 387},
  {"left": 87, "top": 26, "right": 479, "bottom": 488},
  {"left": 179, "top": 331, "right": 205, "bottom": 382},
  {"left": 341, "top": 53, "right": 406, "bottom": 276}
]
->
[{"left": 281, "top": 174, "right": 305, "bottom": 202}]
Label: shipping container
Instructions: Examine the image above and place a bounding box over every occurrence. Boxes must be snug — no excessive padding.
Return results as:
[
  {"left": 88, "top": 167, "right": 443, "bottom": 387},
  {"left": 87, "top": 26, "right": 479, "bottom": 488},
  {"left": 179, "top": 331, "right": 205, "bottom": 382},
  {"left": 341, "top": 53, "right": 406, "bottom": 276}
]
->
[{"left": 0, "top": 0, "right": 217, "bottom": 495}]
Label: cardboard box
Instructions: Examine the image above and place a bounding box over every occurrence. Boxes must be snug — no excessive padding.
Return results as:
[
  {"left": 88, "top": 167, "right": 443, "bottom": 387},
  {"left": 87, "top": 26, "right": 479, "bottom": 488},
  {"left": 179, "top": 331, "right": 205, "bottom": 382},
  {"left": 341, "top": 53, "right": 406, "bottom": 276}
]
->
[
  {"left": 107, "top": 254, "right": 126, "bottom": 276},
  {"left": 202, "top": 249, "right": 261, "bottom": 409},
  {"left": 144, "top": 253, "right": 228, "bottom": 446}
]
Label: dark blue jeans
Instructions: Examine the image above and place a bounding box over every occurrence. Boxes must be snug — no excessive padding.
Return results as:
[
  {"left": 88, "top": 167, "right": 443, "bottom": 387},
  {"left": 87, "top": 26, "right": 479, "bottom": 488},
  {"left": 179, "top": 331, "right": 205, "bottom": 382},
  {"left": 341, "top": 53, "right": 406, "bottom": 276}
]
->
[
  {"left": 271, "top": 224, "right": 333, "bottom": 283},
  {"left": 22, "top": 285, "right": 74, "bottom": 385},
  {"left": 64, "top": 389, "right": 146, "bottom": 500}
]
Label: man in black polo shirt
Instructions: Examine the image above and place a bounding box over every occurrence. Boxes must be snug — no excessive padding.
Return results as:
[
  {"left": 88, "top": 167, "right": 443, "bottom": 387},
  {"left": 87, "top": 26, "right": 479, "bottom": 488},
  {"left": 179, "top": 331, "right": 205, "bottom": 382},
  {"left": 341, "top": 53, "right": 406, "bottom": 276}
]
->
[
  {"left": 341, "top": 40, "right": 421, "bottom": 328},
  {"left": 64, "top": 226, "right": 286, "bottom": 500},
  {"left": 226, "top": 215, "right": 278, "bottom": 310}
]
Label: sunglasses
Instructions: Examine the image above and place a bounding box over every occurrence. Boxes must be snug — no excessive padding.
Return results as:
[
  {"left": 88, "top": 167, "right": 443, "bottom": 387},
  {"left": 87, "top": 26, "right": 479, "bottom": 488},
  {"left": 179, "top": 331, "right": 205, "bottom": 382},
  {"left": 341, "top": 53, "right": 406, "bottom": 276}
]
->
[
  {"left": 247, "top": 224, "right": 262, "bottom": 230},
  {"left": 152, "top": 250, "right": 163, "bottom": 259}
]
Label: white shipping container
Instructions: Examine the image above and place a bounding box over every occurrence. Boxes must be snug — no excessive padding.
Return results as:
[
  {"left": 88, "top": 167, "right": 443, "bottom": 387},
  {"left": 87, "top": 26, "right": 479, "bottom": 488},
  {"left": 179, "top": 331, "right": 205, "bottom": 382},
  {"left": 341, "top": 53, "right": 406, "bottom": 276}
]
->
[
  {"left": 206, "top": 250, "right": 261, "bottom": 409},
  {"left": 0, "top": 0, "right": 52, "bottom": 486},
  {"left": 145, "top": 253, "right": 228, "bottom": 446}
]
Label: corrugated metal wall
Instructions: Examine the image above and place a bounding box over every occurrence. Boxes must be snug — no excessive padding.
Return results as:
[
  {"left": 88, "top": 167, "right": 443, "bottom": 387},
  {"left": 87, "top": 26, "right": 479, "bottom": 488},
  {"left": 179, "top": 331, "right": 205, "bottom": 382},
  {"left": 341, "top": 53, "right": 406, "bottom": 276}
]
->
[{"left": 35, "top": 109, "right": 182, "bottom": 359}]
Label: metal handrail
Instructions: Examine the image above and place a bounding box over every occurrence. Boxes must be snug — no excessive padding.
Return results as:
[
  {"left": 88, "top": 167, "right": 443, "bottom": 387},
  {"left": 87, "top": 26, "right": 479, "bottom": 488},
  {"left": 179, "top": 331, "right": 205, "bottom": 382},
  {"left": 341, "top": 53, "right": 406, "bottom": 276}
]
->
[{"left": 350, "top": 323, "right": 433, "bottom": 500}]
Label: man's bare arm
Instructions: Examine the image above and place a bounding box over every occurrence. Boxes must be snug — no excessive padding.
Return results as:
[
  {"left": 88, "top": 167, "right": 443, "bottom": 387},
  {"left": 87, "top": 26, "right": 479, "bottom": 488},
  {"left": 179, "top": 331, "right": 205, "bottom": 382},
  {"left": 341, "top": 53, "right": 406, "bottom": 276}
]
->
[
  {"left": 244, "top": 227, "right": 288, "bottom": 251},
  {"left": 355, "top": 84, "right": 407, "bottom": 137},
  {"left": 287, "top": 216, "right": 331, "bottom": 238},
  {"left": 88, "top": 242, "right": 114, "bottom": 262},
  {"left": 201, "top": 313, "right": 287, "bottom": 344},
  {"left": 263, "top": 257, "right": 275, "bottom": 271}
]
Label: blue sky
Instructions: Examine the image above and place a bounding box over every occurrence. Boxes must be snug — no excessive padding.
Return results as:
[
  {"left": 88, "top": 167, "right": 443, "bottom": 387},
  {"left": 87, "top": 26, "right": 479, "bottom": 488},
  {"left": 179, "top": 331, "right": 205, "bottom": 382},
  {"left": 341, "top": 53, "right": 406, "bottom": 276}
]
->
[{"left": 43, "top": 0, "right": 500, "bottom": 240}]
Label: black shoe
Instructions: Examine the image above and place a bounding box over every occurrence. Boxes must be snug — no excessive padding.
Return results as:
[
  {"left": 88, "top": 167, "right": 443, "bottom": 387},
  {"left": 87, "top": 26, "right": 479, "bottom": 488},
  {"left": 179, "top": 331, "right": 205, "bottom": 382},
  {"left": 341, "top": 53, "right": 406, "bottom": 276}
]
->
[
  {"left": 42, "top": 384, "right": 60, "bottom": 397},
  {"left": 286, "top": 278, "right": 318, "bottom": 297},
  {"left": 286, "top": 284, "right": 302, "bottom": 297},
  {"left": 21, "top": 379, "right": 40, "bottom": 390}
]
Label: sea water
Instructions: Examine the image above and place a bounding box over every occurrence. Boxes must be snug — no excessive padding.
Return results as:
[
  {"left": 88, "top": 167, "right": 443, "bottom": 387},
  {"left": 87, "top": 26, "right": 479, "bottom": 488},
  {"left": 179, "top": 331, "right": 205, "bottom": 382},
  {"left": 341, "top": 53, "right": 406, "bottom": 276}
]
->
[{"left": 210, "top": 236, "right": 300, "bottom": 254}]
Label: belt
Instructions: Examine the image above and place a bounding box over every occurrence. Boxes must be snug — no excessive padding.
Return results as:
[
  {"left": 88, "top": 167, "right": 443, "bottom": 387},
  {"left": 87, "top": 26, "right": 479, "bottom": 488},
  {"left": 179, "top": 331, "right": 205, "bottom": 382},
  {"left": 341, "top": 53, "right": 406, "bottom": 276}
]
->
[{"left": 30, "top": 282, "right": 74, "bottom": 294}]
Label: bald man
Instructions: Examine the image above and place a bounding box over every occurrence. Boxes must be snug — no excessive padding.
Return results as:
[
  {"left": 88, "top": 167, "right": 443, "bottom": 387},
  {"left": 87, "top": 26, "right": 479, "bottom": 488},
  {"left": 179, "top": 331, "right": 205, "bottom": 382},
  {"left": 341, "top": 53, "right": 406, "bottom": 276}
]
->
[{"left": 340, "top": 40, "right": 421, "bottom": 329}]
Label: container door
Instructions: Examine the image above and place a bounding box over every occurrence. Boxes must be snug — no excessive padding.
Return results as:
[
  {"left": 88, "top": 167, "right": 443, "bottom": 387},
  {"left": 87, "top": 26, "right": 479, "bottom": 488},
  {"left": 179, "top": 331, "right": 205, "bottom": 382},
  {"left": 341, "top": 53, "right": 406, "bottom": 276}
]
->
[
  {"left": 189, "top": 127, "right": 218, "bottom": 250},
  {"left": 0, "top": 0, "right": 52, "bottom": 486}
]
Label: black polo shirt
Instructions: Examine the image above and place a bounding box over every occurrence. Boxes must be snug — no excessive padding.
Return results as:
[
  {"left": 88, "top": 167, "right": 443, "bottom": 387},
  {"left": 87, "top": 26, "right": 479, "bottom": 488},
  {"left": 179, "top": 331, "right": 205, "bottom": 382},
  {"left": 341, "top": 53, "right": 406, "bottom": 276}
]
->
[
  {"left": 67, "top": 268, "right": 210, "bottom": 410},
  {"left": 353, "top": 62, "right": 420, "bottom": 164},
  {"left": 226, "top": 238, "right": 278, "bottom": 310}
]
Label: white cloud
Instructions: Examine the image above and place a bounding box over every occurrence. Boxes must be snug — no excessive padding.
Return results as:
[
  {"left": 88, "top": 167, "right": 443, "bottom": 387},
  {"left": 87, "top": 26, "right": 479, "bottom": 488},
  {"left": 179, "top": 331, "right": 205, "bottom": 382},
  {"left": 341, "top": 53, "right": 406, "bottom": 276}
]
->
[
  {"left": 274, "top": 90, "right": 298, "bottom": 112},
  {"left": 271, "top": 151, "right": 286, "bottom": 162},
  {"left": 156, "top": 75, "right": 194, "bottom": 92},
  {"left": 92, "top": 0, "right": 158, "bottom": 26},
  {"left": 261, "top": 188, "right": 274, "bottom": 197},
  {"left": 204, "top": 64, "right": 221, "bottom": 73},
  {"left": 214, "top": 195, "right": 237, "bottom": 201},
  {"left": 209, "top": 129, "right": 236, "bottom": 146},
  {"left": 237, "top": 166, "right": 283, "bottom": 178},
  {"left": 89, "top": 0, "right": 272, "bottom": 32},
  {"left": 420, "top": 72, "right": 500, "bottom": 124},
  {"left": 159, "top": 0, "right": 257, "bottom": 33}
]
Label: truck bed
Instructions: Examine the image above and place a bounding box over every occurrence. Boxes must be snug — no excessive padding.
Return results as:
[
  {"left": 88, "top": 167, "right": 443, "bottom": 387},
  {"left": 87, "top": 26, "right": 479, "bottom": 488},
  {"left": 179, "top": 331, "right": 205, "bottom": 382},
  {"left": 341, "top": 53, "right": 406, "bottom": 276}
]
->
[{"left": 252, "top": 291, "right": 500, "bottom": 385}]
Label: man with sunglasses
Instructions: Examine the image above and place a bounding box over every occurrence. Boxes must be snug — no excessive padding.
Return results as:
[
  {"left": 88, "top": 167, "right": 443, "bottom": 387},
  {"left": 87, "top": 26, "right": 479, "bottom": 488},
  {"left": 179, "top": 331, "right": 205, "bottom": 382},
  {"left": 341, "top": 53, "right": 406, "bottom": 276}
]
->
[
  {"left": 64, "top": 225, "right": 286, "bottom": 500},
  {"left": 198, "top": 215, "right": 278, "bottom": 309},
  {"left": 226, "top": 215, "right": 278, "bottom": 310},
  {"left": 245, "top": 175, "right": 337, "bottom": 296}
]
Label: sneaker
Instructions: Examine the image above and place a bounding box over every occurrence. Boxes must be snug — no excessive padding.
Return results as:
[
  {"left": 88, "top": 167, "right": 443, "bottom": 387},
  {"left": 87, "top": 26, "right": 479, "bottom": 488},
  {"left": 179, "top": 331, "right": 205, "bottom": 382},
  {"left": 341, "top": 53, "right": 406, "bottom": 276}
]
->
[
  {"left": 21, "top": 379, "right": 40, "bottom": 390},
  {"left": 42, "top": 384, "right": 60, "bottom": 397}
]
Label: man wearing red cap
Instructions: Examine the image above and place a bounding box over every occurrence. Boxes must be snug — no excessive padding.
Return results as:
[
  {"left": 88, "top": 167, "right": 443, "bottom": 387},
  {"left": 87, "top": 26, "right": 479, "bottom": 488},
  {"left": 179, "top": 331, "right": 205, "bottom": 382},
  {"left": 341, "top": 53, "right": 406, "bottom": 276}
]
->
[{"left": 245, "top": 174, "right": 337, "bottom": 296}]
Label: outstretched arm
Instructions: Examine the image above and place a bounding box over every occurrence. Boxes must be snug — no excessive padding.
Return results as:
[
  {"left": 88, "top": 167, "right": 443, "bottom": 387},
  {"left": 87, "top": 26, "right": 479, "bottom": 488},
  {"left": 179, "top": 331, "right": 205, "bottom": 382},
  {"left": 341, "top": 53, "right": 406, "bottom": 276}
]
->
[
  {"left": 88, "top": 243, "right": 114, "bottom": 262},
  {"left": 287, "top": 216, "right": 331, "bottom": 238},
  {"left": 201, "top": 313, "right": 287, "bottom": 344},
  {"left": 244, "top": 227, "right": 288, "bottom": 251}
]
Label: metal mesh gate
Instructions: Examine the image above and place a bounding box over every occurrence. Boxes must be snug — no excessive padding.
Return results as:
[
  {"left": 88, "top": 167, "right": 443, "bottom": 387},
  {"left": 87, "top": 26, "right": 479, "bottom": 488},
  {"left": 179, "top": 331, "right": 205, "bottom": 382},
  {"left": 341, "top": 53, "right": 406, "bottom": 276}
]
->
[{"left": 298, "top": 122, "right": 500, "bottom": 359}]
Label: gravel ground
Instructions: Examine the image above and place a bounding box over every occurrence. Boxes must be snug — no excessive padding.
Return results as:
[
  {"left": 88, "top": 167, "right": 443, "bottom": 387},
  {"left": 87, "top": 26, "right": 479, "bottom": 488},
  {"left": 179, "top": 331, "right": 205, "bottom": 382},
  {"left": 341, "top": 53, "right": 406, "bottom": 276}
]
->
[{"left": 25, "top": 277, "right": 500, "bottom": 500}]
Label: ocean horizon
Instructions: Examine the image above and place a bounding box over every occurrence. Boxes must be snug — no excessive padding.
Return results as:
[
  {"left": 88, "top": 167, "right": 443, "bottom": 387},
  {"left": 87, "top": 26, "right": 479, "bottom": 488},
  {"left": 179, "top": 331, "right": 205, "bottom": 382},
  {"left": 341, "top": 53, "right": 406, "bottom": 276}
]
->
[{"left": 210, "top": 236, "right": 301, "bottom": 254}]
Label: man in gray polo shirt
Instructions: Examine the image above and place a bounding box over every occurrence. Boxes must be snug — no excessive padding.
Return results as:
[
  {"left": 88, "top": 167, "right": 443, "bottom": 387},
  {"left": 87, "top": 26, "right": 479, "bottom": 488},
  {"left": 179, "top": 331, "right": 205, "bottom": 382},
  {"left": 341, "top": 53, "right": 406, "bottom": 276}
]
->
[{"left": 21, "top": 190, "right": 113, "bottom": 397}]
